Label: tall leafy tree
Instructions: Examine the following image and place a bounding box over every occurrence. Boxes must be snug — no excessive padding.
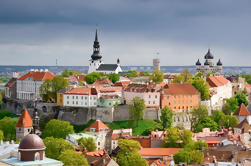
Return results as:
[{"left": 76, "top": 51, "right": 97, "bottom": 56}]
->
[
  {"left": 44, "top": 137, "right": 75, "bottom": 160},
  {"left": 160, "top": 106, "right": 174, "bottom": 129},
  {"left": 195, "top": 117, "right": 218, "bottom": 132},
  {"left": 40, "top": 79, "right": 53, "bottom": 102},
  {"left": 211, "top": 110, "right": 225, "bottom": 125},
  {"left": 191, "top": 77, "right": 210, "bottom": 100},
  {"left": 191, "top": 105, "right": 209, "bottom": 131},
  {"left": 0, "top": 117, "right": 17, "bottom": 141},
  {"left": 220, "top": 115, "right": 239, "bottom": 129},
  {"left": 84, "top": 72, "right": 105, "bottom": 84},
  {"left": 163, "top": 127, "right": 182, "bottom": 148},
  {"left": 58, "top": 150, "right": 89, "bottom": 166},
  {"left": 42, "top": 119, "right": 74, "bottom": 139},
  {"left": 77, "top": 137, "right": 97, "bottom": 152},
  {"left": 235, "top": 92, "right": 248, "bottom": 106},
  {"left": 223, "top": 97, "right": 239, "bottom": 115},
  {"left": 125, "top": 70, "right": 138, "bottom": 78},
  {"left": 151, "top": 70, "right": 164, "bottom": 82},
  {"left": 139, "top": 71, "right": 150, "bottom": 76},
  {"left": 107, "top": 73, "right": 120, "bottom": 83},
  {"left": 116, "top": 139, "right": 148, "bottom": 166},
  {"left": 180, "top": 69, "right": 193, "bottom": 82},
  {"left": 129, "top": 97, "right": 145, "bottom": 127},
  {"left": 0, "top": 130, "right": 4, "bottom": 141}
]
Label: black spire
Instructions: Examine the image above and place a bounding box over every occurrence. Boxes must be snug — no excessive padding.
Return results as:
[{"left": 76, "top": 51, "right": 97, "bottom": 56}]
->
[
  {"left": 117, "top": 58, "right": 120, "bottom": 64},
  {"left": 196, "top": 59, "right": 201, "bottom": 66},
  {"left": 204, "top": 59, "right": 210, "bottom": 65},
  {"left": 217, "top": 59, "right": 222, "bottom": 66},
  {"left": 204, "top": 48, "right": 214, "bottom": 59},
  {"left": 91, "top": 28, "right": 102, "bottom": 60}
]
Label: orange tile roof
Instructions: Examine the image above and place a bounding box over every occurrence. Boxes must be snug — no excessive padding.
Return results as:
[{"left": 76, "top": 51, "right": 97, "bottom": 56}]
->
[
  {"left": 148, "top": 159, "right": 165, "bottom": 166},
  {"left": 87, "top": 120, "right": 110, "bottom": 132},
  {"left": 204, "top": 140, "right": 221, "bottom": 144},
  {"left": 206, "top": 76, "right": 229, "bottom": 88},
  {"left": 16, "top": 109, "right": 33, "bottom": 127},
  {"left": 18, "top": 71, "right": 54, "bottom": 81},
  {"left": 97, "top": 86, "right": 122, "bottom": 93},
  {"left": 65, "top": 87, "right": 97, "bottom": 95},
  {"left": 139, "top": 148, "right": 182, "bottom": 157},
  {"left": 86, "top": 150, "right": 106, "bottom": 156},
  {"left": 162, "top": 83, "right": 200, "bottom": 95},
  {"left": 234, "top": 103, "right": 250, "bottom": 116},
  {"left": 129, "top": 136, "right": 151, "bottom": 148},
  {"left": 245, "top": 84, "right": 251, "bottom": 88}
]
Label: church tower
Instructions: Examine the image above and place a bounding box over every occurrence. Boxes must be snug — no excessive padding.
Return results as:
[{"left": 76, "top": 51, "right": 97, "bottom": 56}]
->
[
  {"left": 88, "top": 28, "right": 103, "bottom": 73},
  {"left": 16, "top": 109, "right": 33, "bottom": 141}
]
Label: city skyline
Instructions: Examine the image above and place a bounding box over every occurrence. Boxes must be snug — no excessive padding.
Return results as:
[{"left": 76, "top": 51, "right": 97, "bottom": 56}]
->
[{"left": 0, "top": 0, "right": 251, "bottom": 66}]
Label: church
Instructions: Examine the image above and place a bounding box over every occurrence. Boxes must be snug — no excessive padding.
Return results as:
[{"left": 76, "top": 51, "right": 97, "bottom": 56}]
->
[
  {"left": 88, "top": 29, "right": 122, "bottom": 74},
  {"left": 195, "top": 49, "right": 223, "bottom": 75}
]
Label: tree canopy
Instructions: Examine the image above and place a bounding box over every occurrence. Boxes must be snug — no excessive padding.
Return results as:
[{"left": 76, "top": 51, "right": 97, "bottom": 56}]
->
[
  {"left": 116, "top": 139, "right": 148, "bottom": 166},
  {"left": 77, "top": 137, "right": 97, "bottom": 152},
  {"left": 195, "top": 117, "right": 218, "bottom": 132},
  {"left": 0, "top": 117, "right": 17, "bottom": 141},
  {"left": 0, "top": 130, "right": 4, "bottom": 141},
  {"left": 191, "top": 105, "right": 209, "bottom": 131},
  {"left": 84, "top": 72, "right": 105, "bottom": 84},
  {"left": 107, "top": 73, "right": 120, "bottom": 83},
  {"left": 44, "top": 137, "right": 75, "bottom": 160},
  {"left": 160, "top": 106, "right": 174, "bottom": 130},
  {"left": 172, "top": 69, "right": 193, "bottom": 83},
  {"left": 223, "top": 92, "right": 248, "bottom": 115},
  {"left": 235, "top": 92, "right": 248, "bottom": 106},
  {"left": 58, "top": 150, "right": 89, "bottom": 166},
  {"left": 151, "top": 70, "right": 164, "bottom": 82},
  {"left": 61, "top": 69, "right": 82, "bottom": 77},
  {"left": 42, "top": 119, "right": 74, "bottom": 139},
  {"left": 220, "top": 115, "right": 239, "bottom": 129},
  {"left": 129, "top": 97, "right": 145, "bottom": 127},
  {"left": 139, "top": 71, "right": 150, "bottom": 76},
  {"left": 125, "top": 70, "right": 138, "bottom": 78},
  {"left": 191, "top": 77, "right": 210, "bottom": 100}
]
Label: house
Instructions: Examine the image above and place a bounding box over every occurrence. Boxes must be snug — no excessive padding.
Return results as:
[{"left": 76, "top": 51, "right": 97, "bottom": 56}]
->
[
  {"left": 150, "top": 130, "right": 166, "bottom": 148},
  {"left": 234, "top": 103, "right": 251, "bottom": 124},
  {"left": 63, "top": 87, "right": 98, "bottom": 107},
  {"left": 67, "top": 74, "right": 86, "bottom": 86},
  {"left": 85, "top": 150, "right": 119, "bottom": 166},
  {"left": 4, "top": 77, "right": 17, "bottom": 99},
  {"left": 160, "top": 83, "right": 200, "bottom": 112},
  {"left": 128, "top": 136, "right": 151, "bottom": 148},
  {"left": 234, "top": 119, "right": 251, "bottom": 145},
  {"left": 105, "top": 129, "right": 132, "bottom": 153},
  {"left": 56, "top": 87, "right": 72, "bottom": 106},
  {"left": 124, "top": 83, "right": 161, "bottom": 108},
  {"left": 205, "top": 76, "right": 232, "bottom": 111},
  {"left": 86, "top": 120, "right": 110, "bottom": 150},
  {"left": 113, "top": 76, "right": 131, "bottom": 89},
  {"left": 96, "top": 86, "right": 123, "bottom": 98},
  {"left": 16, "top": 69, "right": 54, "bottom": 100},
  {"left": 0, "top": 134, "right": 63, "bottom": 166}
]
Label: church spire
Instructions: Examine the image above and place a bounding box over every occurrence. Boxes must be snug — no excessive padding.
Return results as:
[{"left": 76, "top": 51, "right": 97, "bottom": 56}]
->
[
  {"left": 91, "top": 28, "right": 102, "bottom": 60},
  {"left": 95, "top": 28, "right": 98, "bottom": 42}
]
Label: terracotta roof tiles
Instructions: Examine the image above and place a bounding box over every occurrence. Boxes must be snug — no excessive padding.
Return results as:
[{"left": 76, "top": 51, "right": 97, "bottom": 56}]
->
[
  {"left": 206, "top": 76, "right": 229, "bottom": 88},
  {"left": 65, "top": 87, "right": 97, "bottom": 95},
  {"left": 162, "top": 83, "right": 200, "bottom": 95},
  {"left": 87, "top": 120, "right": 110, "bottom": 132},
  {"left": 139, "top": 148, "right": 182, "bottom": 157},
  {"left": 18, "top": 71, "right": 54, "bottom": 81},
  {"left": 234, "top": 103, "right": 250, "bottom": 116},
  {"left": 16, "top": 109, "right": 33, "bottom": 127}
]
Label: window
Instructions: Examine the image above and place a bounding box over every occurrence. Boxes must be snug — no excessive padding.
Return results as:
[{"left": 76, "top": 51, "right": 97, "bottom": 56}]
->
[
  {"left": 34, "top": 152, "right": 40, "bottom": 160},
  {"left": 67, "top": 101, "right": 69, "bottom": 104},
  {"left": 76, "top": 96, "right": 78, "bottom": 99},
  {"left": 105, "top": 128, "right": 109, "bottom": 132},
  {"left": 174, "top": 101, "right": 176, "bottom": 105},
  {"left": 81, "top": 96, "right": 83, "bottom": 100},
  {"left": 85, "top": 97, "right": 87, "bottom": 100},
  {"left": 153, "top": 101, "right": 155, "bottom": 104},
  {"left": 67, "top": 96, "right": 69, "bottom": 99},
  {"left": 76, "top": 101, "right": 78, "bottom": 105},
  {"left": 100, "top": 129, "right": 104, "bottom": 132},
  {"left": 72, "top": 96, "right": 74, "bottom": 99},
  {"left": 148, "top": 101, "right": 151, "bottom": 104},
  {"left": 90, "top": 97, "right": 92, "bottom": 100},
  {"left": 155, "top": 95, "right": 157, "bottom": 99},
  {"left": 98, "top": 142, "right": 100, "bottom": 145},
  {"left": 94, "top": 97, "right": 96, "bottom": 100},
  {"left": 149, "top": 95, "right": 151, "bottom": 98},
  {"left": 72, "top": 101, "right": 74, "bottom": 104}
]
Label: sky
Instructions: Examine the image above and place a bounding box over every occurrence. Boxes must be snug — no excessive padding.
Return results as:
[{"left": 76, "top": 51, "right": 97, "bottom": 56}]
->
[{"left": 0, "top": 0, "right": 251, "bottom": 66}]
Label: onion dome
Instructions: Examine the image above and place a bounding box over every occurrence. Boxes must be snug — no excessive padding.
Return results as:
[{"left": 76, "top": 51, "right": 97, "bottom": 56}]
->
[
  {"left": 217, "top": 59, "right": 222, "bottom": 66},
  {"left": 196, "top": 59, "right": 201, "bottom": 66},
  {"left": 19, "top": 134, "right": 45, "bottom": 150},
  {"left": 91, "top": 28, "right": 102, "bottom": 60},
  {"left": 204, "top": 59, "right": 210, "bottom": 66},
  {"left": 204, "top": 48, "right": 214, "bottom": 59}
]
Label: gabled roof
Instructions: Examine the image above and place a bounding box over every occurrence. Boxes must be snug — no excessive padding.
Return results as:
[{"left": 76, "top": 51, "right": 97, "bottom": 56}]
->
[
  {"left": 96, "top": 64, "right": 119, "bottom": 71},
  {"left": 234, "top": 103, "right": 250, "bottom": 116},
  {"left": 162, "top": 83, "right": 200, "bottom": 95},
  {"left": 86, "top": 120, "right": 110, "bottom": 132},
  {"left": 64, "top": 87, "right": 97, "bottom": 95},
  {"left": 5, "top": 78, "right": 17, "bottom": 88},
  {"left": 206, "top": 76, "right": 230, "bottom": 88},
  {"left": 16, "top": 109, "right": 33, "bottom": 127},
  {"left": 139, "top": 148, "right": 182, "bottom": 157},
  {"left": 236, "top": 119, "right": 251, "bottom": 133},
  {"left": 18, "top": 71, "right": 54, "bottom": 81}
]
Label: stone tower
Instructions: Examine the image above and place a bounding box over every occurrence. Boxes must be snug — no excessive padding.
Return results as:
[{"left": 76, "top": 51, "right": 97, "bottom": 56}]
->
[
  {"left": 16, "top": 109, "right": 33, "bottom": 141},
  {"left": 88, "top": 28, "right": 103, "bottom": 73},
  {"left": 153, "top": 58, "right": 160, "bottom": 71}
]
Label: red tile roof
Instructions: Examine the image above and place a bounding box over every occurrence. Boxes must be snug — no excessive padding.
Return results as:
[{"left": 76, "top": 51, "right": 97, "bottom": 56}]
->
[
  {"left": 162, "top": 83, "right": 200, "bottom": 95},
  {"left": 204, "top": 140, "right": 221, "bottom": 144},
  {"left": 206, "top": 76, "right": 229, "bottom": 88},
  {"left": 86, "top": 150, "right": 106, "bottom": 157},
  {"left": 16, "top": 109, "right": 33, "bottom": 127},
  {"left": 139, "top": 148, "right": 182, "bottom": 157},
  {"left": 245, "top": 84, "right": 251, "bottom": 88},
  {"left": 64, "top": 87, "right": 97, "bottom": 95},
  {"left": 18, "top": 71, "right": 54, "bottom": 81},
  {"left": 87, "top": 120, "right": 110, "bottom": 132},
  {"left": 148, "top": 159, "right": 165, "bottom": 166},
  {"left": 234, "top": 103, "right": 250, "bottom": 116},
  {"left": 129, "top": 136, "right": 151, "bottom": 148},
  {"left": 5, "top": 78, "right": 17, "bottom": 88}
]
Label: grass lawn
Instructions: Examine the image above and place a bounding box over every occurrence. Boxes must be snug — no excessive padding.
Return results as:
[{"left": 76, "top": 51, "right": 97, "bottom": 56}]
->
[{"left": 107, "top": 120, "right": 158, "bottom": 136}]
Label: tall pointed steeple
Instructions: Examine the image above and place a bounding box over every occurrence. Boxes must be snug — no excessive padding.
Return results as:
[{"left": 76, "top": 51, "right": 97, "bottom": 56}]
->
[{"left": 91, "top": 28, "right": 102, "bottom": 60}]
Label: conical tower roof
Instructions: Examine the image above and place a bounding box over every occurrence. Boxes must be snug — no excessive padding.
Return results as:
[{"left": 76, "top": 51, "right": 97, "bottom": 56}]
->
[
  {"left": 217, "top": 59, "right": 222, "bottom": 66},
  {"left": 16, "top": 109, "right": 33, "bottom": 127},
  {"left": 196, "top": 59, "right": 201, "bottom": 66}
]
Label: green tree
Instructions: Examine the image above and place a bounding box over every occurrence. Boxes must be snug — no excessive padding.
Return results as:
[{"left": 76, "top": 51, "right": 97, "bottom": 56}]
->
[
  {"left": 0, "top": 117, "right": 17, "bottom": 141},
  {"left": 206, "top": 72, "right": 215, "bottom": 77},
  {"left": 189, "top": 150, "right": 204, "bottom": 164},
  {"left": 211, "top": 110, "right": 225, "bottom": 125},
  {"left": 195, "top": 72, "right": 203, "bottom": 78},
  {"left": 0, "top": 130, "right": 4, "bottom": 141},
  {"left": 116, "top": 139, "right": 148, "bottom": 166},
  {"left": 191, "top": 105, "right": 209, "bottom": 131},
  {"left": 129, "top": 97, "right": 145, "bottom": 127},
  {"left": 195, "top": 117, "right": 218, "bottom": 132},
  {"left": 39, "top": 79, "right": 53, "bottom": 102},
  {"left": 42, "top": 119, "right": 74, "bottom": 139},
  {"left": 220, "top": 115, "right": 239, "bottom": 129},
  {"left": 191, "top": 77, "right": 210, "bottom": 100},
  {"left": 44, "top": 137, "right": 75, "bottom": 160},
  {"left": 77, "top": 137, "right": 96, "bottom": 152},
  {"left": 173, "top": 149, "right": 190, "bottom": 164},
  {"left": 185, "top": 140, "right": 208, "bottom": 151},
  {"left": 181, "top": 129, "right": 193, "bottom": 146},
  {"left": 163, "top": 127, "right": 182, "bottom": 148},
  {"left": 235, "top": 92, "right": 248, "bottom": 106},
  {"left": 172, "top": 75, "right": 185, "bottom": 83},
  {"left": 125, "top": 70, "right": 138, "bottom": 78},
  {"left": 160, "top": 106, "right": 174, "bottom": 129},
  {"left": 139, "top": 71, "right": 150, "bottom": 76},
  {"left": 61, "top": 69, "right": 82, "bottom": 77},
  {"left": 223, "top": 97, "right": 239, "bottom": 115},
  {"left": 107, "top": 73, "right": 120, "bottom": 83},
  {"left": 0, "top": 92, "right": 2, "bottom": 107},
  {"left": 180, "top": 69, "right": 193, "bottom": 82},
  {"left": 151, "top": 70, "right": 164, "bottom": 82},
  {"left": 84, "top": 72, "right": 104, "bottom": 84},
  {"left": 58, "top": 150, "right": 89, "bottom": 166}
]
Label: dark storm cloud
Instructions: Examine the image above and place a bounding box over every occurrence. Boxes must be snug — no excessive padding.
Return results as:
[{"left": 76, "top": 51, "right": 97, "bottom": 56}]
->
[{"left": 0, "top": 0, "right": 251, "bottom": 66}]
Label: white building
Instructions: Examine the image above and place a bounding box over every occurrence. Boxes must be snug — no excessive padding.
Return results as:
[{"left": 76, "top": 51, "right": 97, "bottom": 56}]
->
[
  {"left": 63, "top": 87, "right": 98, "bottom": 107},
  {"left": 88, "top": 29, "right": 122, "bottom": 74},
  {"left": 16, "top": 69, "right": 54, "bottom": 100},
  {"left": 205, "top": 76, "right": 232, "bottom": 111}
]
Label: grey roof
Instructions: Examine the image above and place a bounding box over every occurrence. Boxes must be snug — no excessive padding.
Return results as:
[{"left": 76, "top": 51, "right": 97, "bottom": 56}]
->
[
  {"left": 204, "top": 49, "right": 214, "bottom": 59},
  {"left": 196, "top": 59, "right": 201, "bottom": 66},
  {"left": 217, "top": 59, "right": 222, "bottom": 66},
  {"left": 97, "top": 64, "right": 119, "bottom": 71},
  {"left": 204, "top": 59, "right": 210, "bottom": 65}
]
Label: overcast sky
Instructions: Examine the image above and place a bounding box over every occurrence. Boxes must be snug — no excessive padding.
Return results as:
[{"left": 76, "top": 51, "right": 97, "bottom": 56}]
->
[{"left": 0, "top": 0, "right": 250, "bottom": 66}]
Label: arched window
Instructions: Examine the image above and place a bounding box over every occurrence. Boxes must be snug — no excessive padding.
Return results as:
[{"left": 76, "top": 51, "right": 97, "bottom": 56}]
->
[
  {"left": 35, "top": 152, "right": 40, "bottom": 161},
  {"left": 18, "top": 152, "right": 21, "bottom": 160}
]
